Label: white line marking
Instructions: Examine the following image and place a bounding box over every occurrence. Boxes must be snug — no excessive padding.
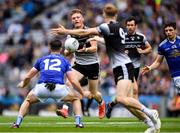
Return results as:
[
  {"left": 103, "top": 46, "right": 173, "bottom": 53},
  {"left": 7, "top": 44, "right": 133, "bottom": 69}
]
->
[
  {"left": 0, "top": 132, "right": 179, "bottom": 133},
  {"left": 0, "top": 121, "right": 141, "bottom": 125}
]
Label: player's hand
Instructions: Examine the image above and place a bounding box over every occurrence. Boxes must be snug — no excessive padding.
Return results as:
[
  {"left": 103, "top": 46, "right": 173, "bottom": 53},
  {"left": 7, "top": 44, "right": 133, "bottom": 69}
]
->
[
  {"left": 83, "top": 91, "right": 93, "bottom": 99},
  {"left": 17, "top": 81, "right": 25, "bottom": 88},
  {"left": 141, "top": 65, "right": 151, "bottom": 75},
  {"left": 136, "top": 48, "right": 144, "bottom": 54},
  {"left": 78, "top": 94, "right": 83, "bottom": 99},
  {"left": 51, "top": 24, "right": 66, "bottom": 35},
  {"left": 77, "top": 46, "right": 86, "bottom": 52}
]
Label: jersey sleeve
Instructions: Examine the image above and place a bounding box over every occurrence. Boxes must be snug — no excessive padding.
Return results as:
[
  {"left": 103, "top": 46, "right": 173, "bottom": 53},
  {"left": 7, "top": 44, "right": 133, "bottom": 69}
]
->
[
  {"left": 143, "top": 35, "right": 149, "bottom": 45},
  {"left": 33, "top": 58, "right": 41, "bottom": 71},
  {"left": 158, "top": 45, "right": 164, "bottom": 55},
  {"left": 97, "top": 23, "right": 110, "bottom": 36}
]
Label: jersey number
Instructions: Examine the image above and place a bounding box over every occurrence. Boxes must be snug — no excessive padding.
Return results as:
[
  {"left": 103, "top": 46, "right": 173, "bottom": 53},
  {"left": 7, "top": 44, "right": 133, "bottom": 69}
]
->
[
  {"left": 119, "top": 28, "right": 125, "bottom": 44},
  {"left": 43, "top": 59, "right": 61, "bottom": 71}
]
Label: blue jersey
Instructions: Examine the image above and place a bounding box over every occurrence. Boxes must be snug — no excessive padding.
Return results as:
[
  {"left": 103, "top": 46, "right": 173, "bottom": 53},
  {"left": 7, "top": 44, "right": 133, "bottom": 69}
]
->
[
  {"left": 34, "top": 54, "right": 72, "bottom": 84},
  {"left": 158, "top": 36, "right": 180, "bottom": 78}
]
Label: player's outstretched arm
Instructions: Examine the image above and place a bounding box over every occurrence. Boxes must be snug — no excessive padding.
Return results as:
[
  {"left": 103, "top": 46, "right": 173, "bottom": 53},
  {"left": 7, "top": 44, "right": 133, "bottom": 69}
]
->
[
  {"left": 141, "top": 54, "right": 164, "bottom": 75},
  {"left": 51, "top": 25, "right": 99, "bottom": 37},
  {"left": 17, "top": 67, "right": 38, "bottom": 88}
]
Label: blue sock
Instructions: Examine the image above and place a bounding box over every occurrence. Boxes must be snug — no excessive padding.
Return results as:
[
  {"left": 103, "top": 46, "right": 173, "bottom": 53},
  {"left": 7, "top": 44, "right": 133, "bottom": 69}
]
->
[
  {"left": 15, "top": 116, "right": 23, "bottom": 126},
  {"left": 75, "top": 115, "right": 81, "bottom": 125}
]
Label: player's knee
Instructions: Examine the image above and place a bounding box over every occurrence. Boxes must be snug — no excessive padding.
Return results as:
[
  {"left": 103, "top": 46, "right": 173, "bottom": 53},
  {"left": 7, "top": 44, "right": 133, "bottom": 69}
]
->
[
  {"left": 24, "top": 97, "right": 32, "bottom": 104},
  {"left": 116, "top": 96, "right": 127, "bottom": 105},
  {"left": 90, "top": 90, "right": 101, "bottom": 97}
]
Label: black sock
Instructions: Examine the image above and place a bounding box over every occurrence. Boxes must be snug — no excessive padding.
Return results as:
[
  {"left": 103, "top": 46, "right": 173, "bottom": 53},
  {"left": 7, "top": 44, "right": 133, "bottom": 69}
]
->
[
  {"left": 80, "top": 99, "right": 85, "bottom": 113},
  {"left": 99, "top": 99, "right": 103, "bottom": 105},
  {"left": 110, "top": 101, "right": 116, "bottom": 108},
  {"left": 85, "top": 99, "right": 93, "bottom": 111}
]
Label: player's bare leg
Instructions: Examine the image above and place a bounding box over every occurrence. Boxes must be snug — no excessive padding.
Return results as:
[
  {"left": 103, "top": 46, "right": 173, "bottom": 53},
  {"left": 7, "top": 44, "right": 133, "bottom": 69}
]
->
[
  {"left": 89, "top": 79, "right": 105, "bottom": 119},
  {"left": 107, "top": 80, "right": 161, "bottom": 132},
  {"left": 57, "top": 91, "right": 84, "bottom": 128},
  {"left": 126, "top": 82, "right": 155, "bottom": 133},
  {"left": 56, "top": 92, "right": 78, "bottom": 118},
  {"left": 11, "top": 91, "right": 40, "bottom": 128},
  {"left": 132, "top": 78, "right": 139, "bottom": 99}
]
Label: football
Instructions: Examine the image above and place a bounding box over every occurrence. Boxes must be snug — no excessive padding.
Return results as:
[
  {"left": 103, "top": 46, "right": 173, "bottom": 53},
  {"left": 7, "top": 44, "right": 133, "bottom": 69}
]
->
[{"left": 64, "top": 37, "right": 79, "bottom": 52}]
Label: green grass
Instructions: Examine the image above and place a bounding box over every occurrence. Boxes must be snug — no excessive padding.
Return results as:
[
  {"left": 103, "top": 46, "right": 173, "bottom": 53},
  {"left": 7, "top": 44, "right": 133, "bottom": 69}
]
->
[{"left": 0, "top": 116, "right": 180, "bottom": 132}]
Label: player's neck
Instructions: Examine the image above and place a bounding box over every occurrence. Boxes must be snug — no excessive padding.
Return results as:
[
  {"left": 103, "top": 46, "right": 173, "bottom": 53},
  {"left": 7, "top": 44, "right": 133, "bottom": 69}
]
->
[
  {"left": 74, "top": 24, "right": 84, "bottom": 29},
  {"left": 128, "top": 31, "right": 136, "bottom": 35},
  {"left": 168, "top": 35, "right": 176, "bottom": 42},
  {"left": 105, "top": 18, "right": 116, "bottom": 24},
  {"left": 51, "top": 51, "right": 60, "bottom": 55}
]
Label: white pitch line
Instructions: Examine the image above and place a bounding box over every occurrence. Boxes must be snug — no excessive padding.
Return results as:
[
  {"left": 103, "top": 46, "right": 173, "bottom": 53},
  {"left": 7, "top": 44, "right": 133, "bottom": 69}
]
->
[
  {"left": 0, "top": 121, "right": 141, "bottom": 125},
  {"left": 0, "top": 132, "right": 179, "bottom": 133}
]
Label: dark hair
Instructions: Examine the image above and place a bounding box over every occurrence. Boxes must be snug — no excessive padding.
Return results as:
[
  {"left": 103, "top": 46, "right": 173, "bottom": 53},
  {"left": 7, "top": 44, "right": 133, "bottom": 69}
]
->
[
  {"left": 164, "top": 22, "right": 176, "bottom": 30},
  {"left": 49, "top": 38, "right": 62, "bottom": 51},
  {"left": 70, "top": 9, "right": 83, "bottom": 16},
  {"left": 125, "top": 16, "right": 137, "bottom": 25}
]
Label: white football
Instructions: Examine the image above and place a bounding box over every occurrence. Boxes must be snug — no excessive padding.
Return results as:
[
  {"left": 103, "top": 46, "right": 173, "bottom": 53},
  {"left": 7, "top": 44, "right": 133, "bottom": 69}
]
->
[{"left": 64, "top": 37, "right": 79, "bottom": 52}]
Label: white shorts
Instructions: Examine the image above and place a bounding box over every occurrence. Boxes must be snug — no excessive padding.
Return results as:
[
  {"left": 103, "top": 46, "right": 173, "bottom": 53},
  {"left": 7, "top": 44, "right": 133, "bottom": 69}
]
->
[{"left": 32, "top": 83, "right": 70, "bottom": 102}]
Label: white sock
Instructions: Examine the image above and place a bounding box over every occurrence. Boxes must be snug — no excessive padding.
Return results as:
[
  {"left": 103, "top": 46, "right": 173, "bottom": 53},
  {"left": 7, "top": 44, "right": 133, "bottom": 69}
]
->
[
  {"left": 63, "top": 104, "right": 69, "bottom": 110},
  {"left": 144, "top": 117, "right": 154, "bottom": 127},
  {"left": 141, "top": 106, "right": 153, "bottom": 118}
]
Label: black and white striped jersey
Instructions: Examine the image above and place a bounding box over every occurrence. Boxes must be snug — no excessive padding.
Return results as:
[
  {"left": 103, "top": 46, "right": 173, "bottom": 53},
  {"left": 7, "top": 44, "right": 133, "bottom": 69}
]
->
[
  {"left": 69, "top": 26, "right": 99, "bottom": 65},
  {"left": 125, "top": 32, "right": 149, "bottom": 68}
]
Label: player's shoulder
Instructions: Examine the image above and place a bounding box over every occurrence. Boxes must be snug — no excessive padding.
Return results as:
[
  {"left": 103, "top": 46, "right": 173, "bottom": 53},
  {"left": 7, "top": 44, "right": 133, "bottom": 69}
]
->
[
  {"left": 159, "top": 39, "right": 168, "bottom": 47},
  {"left": 136, "top": 32, "right": 146, "bottom": 38},
  {"left": 176, "top": 35, "right": 180, "bottom": 40},
  {"left": 108, "top": 21, "right": 121, "bottom": 28}
]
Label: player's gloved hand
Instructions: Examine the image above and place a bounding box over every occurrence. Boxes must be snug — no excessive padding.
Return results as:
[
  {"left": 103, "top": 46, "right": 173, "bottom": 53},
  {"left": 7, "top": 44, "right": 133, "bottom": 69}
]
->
[{"left": 45, "top": 83, "right": 56, "bottom": 91}]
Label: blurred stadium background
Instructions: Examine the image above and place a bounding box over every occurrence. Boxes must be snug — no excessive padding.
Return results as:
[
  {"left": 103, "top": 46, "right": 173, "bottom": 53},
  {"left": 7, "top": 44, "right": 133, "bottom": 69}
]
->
[{"left": 0, "top": 0, "right": 180, "bottom": 118}]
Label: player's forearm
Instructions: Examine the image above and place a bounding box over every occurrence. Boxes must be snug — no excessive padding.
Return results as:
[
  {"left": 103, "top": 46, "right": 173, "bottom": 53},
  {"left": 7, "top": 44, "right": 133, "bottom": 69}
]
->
[
  {"left": 149, "top": 55, "right": 163, "bottom": 70},
  {"left": 17, "top": 67, "right": 38, "bottom": 88},
  {"left": 142, "top": 47, "right": 152, "bottom": 54},
  {"left": 66, "top": 29, "right": 90, "bottom": 37},
  {"left": 71, "top": 81, "right": 84, "bottom": 96},
  {"left": 149, "top": 61, "right": 161, "bottom": 70}
]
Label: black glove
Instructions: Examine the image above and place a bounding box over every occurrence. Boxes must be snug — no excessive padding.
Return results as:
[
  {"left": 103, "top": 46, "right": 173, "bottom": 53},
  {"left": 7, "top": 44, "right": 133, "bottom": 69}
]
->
[{"left": 45, "top": 83, "right": 56, "bottom": 91}]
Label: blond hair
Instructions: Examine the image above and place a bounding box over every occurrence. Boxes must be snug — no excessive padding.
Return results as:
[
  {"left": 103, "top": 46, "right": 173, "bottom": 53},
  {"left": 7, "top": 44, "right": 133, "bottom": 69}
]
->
[{"left": 103, "top": 3, "right": 118, "bottom": 17}]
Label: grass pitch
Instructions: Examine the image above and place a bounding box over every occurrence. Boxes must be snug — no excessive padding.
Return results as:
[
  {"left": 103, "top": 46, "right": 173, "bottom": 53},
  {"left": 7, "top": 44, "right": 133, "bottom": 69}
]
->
[{"left": 0, "top": 116, "right": 180, "bottom": 132}]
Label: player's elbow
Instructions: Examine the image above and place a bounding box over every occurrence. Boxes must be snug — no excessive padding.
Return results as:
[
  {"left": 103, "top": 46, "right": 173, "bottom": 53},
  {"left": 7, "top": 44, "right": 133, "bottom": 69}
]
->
[
  {"left": 148, "top": 47, "right": 152, "bottom": 53},
  {"left": 144, "top": 47, "right": 152, "bottom": 55}
]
